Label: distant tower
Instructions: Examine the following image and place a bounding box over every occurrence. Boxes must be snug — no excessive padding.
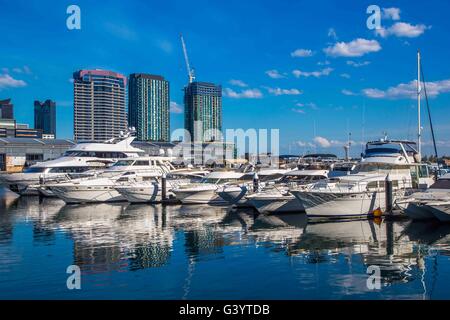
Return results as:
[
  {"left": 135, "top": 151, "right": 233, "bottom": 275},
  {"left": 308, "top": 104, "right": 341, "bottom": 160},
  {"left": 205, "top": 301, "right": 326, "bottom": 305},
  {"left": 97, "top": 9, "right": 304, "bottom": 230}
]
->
[
  {"left": 73, "top": 69, "right": 127, "bottom": 141},
  {"left": 128, "top": 73, "right": 170, "bottom": 142},
  {"left": 184, "top": 82, "right": 222, "bottom": 142},
  {"left": 34, "top": 100, "right": 56, "bottom": 137},
  {"left": 0, "top": 99, "right": 14, "bottom": 119}
]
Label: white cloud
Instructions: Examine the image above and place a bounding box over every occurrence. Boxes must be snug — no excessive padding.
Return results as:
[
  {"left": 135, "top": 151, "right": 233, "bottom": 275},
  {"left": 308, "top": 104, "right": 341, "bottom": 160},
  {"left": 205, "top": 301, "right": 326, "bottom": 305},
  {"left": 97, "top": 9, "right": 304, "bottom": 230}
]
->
[
  {"left": 292, "top": 67, "right": 333, "bottom": 78},
  {"left": 170, "top": 101, "right": 183, "bottom": 113},
  {"left": 103, "top": 22, "right": 138, "bottom": 41},
  {"left": 314, "top": 136, "right": 332, "bottom": 148},
  {"left": 317, "top": 60, "right": 330, "bottom": 66},
  {"left": 362, "top": 79, "right": 450, "bottom": 99},
  {"left": 12, "top": 65, "right": 32, "bottom": 75},
  {"left": 340, "top": 73, "right": 351, "bottom": 79},
  {"left": 265, "top": 69, "right": 286, "bottom": 79},
  {"left": 376, "top": 22, "right": 430, "bottom": 38},
  {"left": 342, "top": 89, "right": 357, "bottom": 96},
  {"left": 266, "top": 87, "right": 302, "bottom": 96},
  {"left": 229, "top": 79, "right": 248, "bottom": 87},
  {"left": 328, "top": 28, "right": 338, "bottom": 40},
  {"left": 295, "top": 102, "right": 318, "bottom": 109},
  {"left": 324, "top": 38, "right": 381, "bottom": 57},
  {"left": 382, "top": 7, "right": 401, "bottom": 20},
  {"left": 223, "top": 88, "right": 263, "bottom": 99},
  {"left": 291, "top": 49, "right": 314, "bottom": 58},
  {"left": 347, "top": 60, "right": 370, "bottom": 67},
  {"left": 0, "top": 74, "right": 27, "bottom": 89},
  {"left": 291, "top": 108, "right": 305, "bottom": 114}
]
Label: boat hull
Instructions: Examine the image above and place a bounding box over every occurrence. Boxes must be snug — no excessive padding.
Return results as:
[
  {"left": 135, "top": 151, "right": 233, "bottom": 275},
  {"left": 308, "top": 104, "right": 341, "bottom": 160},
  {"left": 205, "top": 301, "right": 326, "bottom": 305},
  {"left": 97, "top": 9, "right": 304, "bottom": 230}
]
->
[
  {"left": 428, "top": 203, "right": 450, "bottom": 222},
  {"left": 217, "top": 186, "right": 251, "bottom": 207},
  {"left": 248, "top": 195, "right": 304, "bottom": 214},
  {"left": 50, "top": 186, "right": 126, "bottom": 204},
  {"left": 174, "top": 189, "right": 227, "bottom": 205},
  {"left": 115, "top": 185, "right": 163, "bottom": 203},
  {"left": 402, "top": 202, "right": 435, "bottom": 220},
  {"left": 291, "top": 190, "right": 392, "bottom": 219}
]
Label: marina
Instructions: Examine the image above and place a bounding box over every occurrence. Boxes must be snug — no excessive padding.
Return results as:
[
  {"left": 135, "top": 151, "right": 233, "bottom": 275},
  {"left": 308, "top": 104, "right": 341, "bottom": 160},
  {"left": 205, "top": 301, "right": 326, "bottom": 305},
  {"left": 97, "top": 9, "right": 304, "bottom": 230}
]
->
[
  {"left": 2, "top": 1, "right": 450, "bottom": 305},
  {"left": 2, "top": 188, "right": 450, "bottom": 299}
]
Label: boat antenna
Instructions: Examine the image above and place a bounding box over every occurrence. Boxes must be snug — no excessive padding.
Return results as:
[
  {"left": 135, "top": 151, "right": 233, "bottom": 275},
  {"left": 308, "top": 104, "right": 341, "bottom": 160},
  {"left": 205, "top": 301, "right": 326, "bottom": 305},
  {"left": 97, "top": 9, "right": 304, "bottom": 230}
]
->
[
  {"left": 420, "top": 55, "right": 439, "bottom": 162},
  {"left": 417, "top": 50, "right": 422, "bottom": 159}
]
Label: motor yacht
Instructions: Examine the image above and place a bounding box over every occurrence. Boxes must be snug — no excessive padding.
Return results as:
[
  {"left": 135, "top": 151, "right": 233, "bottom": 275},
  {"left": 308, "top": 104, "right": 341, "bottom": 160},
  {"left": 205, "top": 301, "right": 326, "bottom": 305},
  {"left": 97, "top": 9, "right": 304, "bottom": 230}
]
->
[
  {"left": 291, "top": 139, "right": 434, "bottom": 219},
  {"left": 0, "top": 133, "right": 144, "bottom": 195},
  {"left": 216, "top": 168, "right": 289, "bottom": 207},
  {"left": 246, "top": 169, "right": 329, "bottom": 214},
  {"left": 47, "top": 156, "right": 175, "bottom": 204},
  {"left": 172, "top": 171, "right": 245, "bottom": 205},
  {"left": 396, "top": 173, "right": 450, "bottom": 221},
  {"left": 114, "top": 170, "right": 209, "bottom": 203}
]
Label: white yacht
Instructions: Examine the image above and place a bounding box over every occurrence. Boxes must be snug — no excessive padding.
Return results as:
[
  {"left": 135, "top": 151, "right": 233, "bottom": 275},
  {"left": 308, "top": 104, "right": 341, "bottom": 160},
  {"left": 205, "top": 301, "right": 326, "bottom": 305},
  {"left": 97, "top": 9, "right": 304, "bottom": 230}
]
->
[
  {"left": 172, "top": 171, "right": 245, "bottom": 205},
  {"left": 0, "top": 134, "right": 144, "bottom": 195},
  {"left": 396, "top": 173, "right": 450, "bottom": 221},
  {"left": 216, "top": 169, "right": 289, "bottom": 207},
  {"left": 47, "top": 156, "right": 175, "bottom": 204},
  {"left": 246, "top": 169, "right": 329, "bottom": 214},
  {"left": 114, "top": 170, "right": 209, "bottom": 203},
  {"left": 291, "top": 140, "right": 434, "bottom": 219}
]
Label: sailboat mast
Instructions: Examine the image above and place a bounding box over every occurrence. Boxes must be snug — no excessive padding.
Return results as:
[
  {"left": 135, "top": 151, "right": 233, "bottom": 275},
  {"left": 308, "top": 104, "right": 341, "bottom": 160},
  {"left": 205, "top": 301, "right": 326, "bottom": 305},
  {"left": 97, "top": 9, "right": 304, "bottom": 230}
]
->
[{"left": 417, "top": 50, "right": 422, "bottom": 158}]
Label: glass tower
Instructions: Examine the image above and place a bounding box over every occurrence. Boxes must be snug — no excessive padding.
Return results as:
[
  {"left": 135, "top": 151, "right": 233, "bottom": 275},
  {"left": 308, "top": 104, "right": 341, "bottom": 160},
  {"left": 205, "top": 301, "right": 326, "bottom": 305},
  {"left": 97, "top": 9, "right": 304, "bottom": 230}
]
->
[
  {"left": 128, "top": 73, "right": 169, "bottom": 142},
  {"left": 184, "top": 82, "right": 222, "bottom": 142},
  {"left": 34, "top": 100, "right": 56, "bottom": 137}
]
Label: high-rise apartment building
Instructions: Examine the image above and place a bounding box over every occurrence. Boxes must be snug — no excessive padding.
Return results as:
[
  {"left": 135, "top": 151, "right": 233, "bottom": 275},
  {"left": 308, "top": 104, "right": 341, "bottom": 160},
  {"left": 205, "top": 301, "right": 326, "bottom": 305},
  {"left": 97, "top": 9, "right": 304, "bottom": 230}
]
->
[
  {"left": 184, "top": 82, "right": 222, "bottom": 142},
  {"left": 128, "top": 73, "right": 170, "bottom": 142},
  {"left": 0, "top": 99, "right": 14, "bottom": 119},
  {"left": 34, "top": 100, "right": 56, "bottom": 137},
  {"left": 73, "top": 69, "right": 127, "bottom": 141}
]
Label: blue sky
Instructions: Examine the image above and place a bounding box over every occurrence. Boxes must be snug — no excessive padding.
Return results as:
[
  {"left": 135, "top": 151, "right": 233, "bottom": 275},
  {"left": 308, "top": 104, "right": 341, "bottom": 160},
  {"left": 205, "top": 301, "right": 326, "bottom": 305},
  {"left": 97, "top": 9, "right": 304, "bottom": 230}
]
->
[{"left": 1, "top": 0, "right": 450, "bottom": 156}]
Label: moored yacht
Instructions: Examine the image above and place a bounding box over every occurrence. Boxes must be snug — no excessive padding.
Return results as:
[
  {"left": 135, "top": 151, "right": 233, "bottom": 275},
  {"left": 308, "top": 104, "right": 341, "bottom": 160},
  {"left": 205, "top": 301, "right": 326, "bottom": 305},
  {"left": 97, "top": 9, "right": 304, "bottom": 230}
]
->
[
  {"left": 47, "top": 156, "right": 175, "bottom": 204},
  {"left": 396, "top": 173, "right": 450, "bottom": 221},
  {"left": 216, "top": 168, "right": 289, "bottom": 207},
  {"left": 172, "top": 171, "right": 245, "bottom": 205},
  {"left": 0, "top": 133, "right": 144, "bottom": 195},
  {"left": 291, "top": 140, "right": 434, "bottom": 219},
  {"left": 114, "top": 170, "right": 209, "bottom": 203},
  {"left": 246, "top": 169, "right": 329, "bottom": 214}
]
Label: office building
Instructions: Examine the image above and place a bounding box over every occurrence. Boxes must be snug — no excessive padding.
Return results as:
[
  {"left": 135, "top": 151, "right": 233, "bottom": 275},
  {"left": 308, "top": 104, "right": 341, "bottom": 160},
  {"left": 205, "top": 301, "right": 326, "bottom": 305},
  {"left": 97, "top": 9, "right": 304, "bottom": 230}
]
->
[
  {"left": 0, "top": 99, "right": 14, "bottom": 119},
  {"left": 128, "top": 73, "right": 169, "bottom": 142},
  {"left": 34, "top": 100, "right": 56, "bottom": 138},
  {"left": 184, "top": 82, "right": 222, "bottom": 142},
  {"left": 73, "top": 69, "right": 127, "bottom": 141}
]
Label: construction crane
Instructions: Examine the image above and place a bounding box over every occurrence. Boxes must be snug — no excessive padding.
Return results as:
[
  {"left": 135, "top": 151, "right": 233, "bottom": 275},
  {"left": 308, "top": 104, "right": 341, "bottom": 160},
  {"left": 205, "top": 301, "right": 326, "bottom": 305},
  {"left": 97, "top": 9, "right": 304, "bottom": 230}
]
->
[{"left": 180, "top": 33, "right": 195, "bottom": 84}]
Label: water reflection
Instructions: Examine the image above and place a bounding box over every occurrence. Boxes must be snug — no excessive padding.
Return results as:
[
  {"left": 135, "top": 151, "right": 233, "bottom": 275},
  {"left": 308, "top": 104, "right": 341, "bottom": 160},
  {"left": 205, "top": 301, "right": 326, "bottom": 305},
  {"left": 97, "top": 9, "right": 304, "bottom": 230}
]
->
[{"left": 2, "top": 191, "right": 450, "bottom": 299}]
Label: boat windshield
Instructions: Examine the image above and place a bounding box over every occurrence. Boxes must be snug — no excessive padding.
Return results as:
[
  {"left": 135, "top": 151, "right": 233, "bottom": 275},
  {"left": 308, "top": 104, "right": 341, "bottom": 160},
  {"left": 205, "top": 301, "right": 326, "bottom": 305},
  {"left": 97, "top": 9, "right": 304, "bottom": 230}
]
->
[
  {"left": 112, "top": 160, "right": 135, "bottom": 167},
  {"left": 281, "top": 175, "right": 325, "bottom": 182},
  {"left": 23, "top": 167, "right": 48, "bottom": 173},
  {"left": 200, "top": 178, "right": 237, "bottom": 184},
  {"left": 352, "top": 163, "right": 400, "bottom": 173}
]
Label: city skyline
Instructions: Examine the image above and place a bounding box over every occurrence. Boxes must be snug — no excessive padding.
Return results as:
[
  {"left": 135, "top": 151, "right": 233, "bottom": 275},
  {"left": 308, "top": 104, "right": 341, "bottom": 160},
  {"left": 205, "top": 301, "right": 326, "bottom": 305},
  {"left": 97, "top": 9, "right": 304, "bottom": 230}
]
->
[{"left": 1, "top": 0, "right": 450, "bottom": 156}]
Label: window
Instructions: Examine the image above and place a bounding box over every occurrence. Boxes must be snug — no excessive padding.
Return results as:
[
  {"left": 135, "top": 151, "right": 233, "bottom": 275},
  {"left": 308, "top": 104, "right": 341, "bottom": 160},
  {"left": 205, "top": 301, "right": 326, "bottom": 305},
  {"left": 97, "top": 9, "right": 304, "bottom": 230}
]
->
[
  {"left": 134, "top": 161, "right": 150, "bottom": 166},
  {"left": 26, "top": 154, "right": 43, "bottom": 161}
]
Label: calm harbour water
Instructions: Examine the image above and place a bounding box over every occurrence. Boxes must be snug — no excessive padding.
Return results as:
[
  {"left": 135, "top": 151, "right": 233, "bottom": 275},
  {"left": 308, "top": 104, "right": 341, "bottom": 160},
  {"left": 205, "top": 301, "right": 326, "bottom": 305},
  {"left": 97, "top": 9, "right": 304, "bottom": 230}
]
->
[{"left": 1, "top": 187, "right": 450, "bottom": 300}]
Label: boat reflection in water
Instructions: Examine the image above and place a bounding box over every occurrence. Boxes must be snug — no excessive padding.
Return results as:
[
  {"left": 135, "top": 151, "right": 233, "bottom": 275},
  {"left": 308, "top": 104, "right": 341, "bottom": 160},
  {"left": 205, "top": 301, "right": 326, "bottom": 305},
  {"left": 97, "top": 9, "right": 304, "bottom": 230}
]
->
[{"left": 2, "top": 192, "right": 450, "bottom": 299}]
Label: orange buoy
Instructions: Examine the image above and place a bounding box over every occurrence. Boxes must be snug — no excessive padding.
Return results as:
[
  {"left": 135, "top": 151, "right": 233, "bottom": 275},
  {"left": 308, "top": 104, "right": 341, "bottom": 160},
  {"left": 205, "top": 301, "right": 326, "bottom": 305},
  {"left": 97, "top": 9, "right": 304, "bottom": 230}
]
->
[{"left": 373, "top": 208, "right": 383, "bottom": 218}]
